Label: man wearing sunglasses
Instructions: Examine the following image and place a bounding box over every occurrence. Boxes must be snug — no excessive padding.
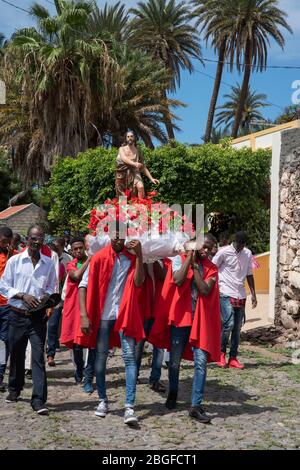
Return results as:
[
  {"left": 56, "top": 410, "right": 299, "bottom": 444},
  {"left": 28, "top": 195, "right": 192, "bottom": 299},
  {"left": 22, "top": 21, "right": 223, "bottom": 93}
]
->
[{"left": 0, "top": 224, "right": 57, "bottom": 415}]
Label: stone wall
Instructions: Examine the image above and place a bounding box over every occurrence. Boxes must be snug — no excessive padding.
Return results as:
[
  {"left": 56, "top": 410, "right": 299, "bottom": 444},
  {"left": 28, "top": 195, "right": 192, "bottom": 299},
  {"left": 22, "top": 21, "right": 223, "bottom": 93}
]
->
[{"left": 276, "top": 128, "right": 300, "bottom": 340}]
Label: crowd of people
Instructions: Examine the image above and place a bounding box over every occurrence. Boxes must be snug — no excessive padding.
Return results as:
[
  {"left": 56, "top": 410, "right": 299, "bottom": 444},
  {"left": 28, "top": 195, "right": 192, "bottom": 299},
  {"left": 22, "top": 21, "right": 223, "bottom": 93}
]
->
[{"left": 0, "top": 222, "right": 257, "bottom": 425}]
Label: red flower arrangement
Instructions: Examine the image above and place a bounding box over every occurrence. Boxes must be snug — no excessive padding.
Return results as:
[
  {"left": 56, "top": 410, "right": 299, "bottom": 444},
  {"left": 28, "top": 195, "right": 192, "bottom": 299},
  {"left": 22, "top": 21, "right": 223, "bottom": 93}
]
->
[{"left": 87, "top": 191, "right": 195, "bottom": 239}]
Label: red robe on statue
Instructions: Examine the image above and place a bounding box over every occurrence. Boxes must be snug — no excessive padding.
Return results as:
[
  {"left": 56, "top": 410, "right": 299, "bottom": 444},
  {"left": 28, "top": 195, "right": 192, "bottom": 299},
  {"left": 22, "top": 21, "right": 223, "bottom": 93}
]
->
[
  {"left": 75, "top": 244, "right": 146, "bottom": 349},
  {"left": 149, "top": 256, "right": 221, "bottom": 362}
]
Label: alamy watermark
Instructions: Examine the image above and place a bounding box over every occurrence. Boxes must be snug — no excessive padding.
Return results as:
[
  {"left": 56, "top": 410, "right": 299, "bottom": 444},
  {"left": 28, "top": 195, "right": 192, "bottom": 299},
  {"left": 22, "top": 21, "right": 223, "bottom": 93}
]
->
[{"left": 291, "top": 80, "right": 300, "bottom": 105}]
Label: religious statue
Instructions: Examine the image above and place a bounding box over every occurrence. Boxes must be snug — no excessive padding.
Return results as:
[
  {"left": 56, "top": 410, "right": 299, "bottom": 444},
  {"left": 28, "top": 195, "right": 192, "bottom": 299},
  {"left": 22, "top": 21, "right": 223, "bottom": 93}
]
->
[{"left": 115, "top": 131, "right": 160, "bottom": 198}]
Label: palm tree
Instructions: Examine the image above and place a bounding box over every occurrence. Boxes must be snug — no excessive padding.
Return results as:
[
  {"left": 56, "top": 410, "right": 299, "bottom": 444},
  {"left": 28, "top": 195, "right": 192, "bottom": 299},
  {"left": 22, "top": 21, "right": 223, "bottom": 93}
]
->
[
  {"left": 192, "top": 0, "right": 237, "bottom": 143},
  {"left": 4, "top": 0, "right": 118, "bottom": 183},
  {"left": 2, "top": 1, "right": 181, "bottom": 183},
  {"left": 87, "top": 2, "right": 183, "bottom": 148},
  {"left": 129, "top": 0, "right": 202, "bottom": 140},
  {"left": 0, "top": 32, "right": 7, "bottom": 59},
  {"left": 209, "top": 127, "right": 230, "bottom": 144},
  {"left": 228, "top": 0, "right": 292, "bottom": 138},
  {"left": 106, "top": 47, "right": 182, "bottom": 147},
  {"left": 275, "top": 105, "right": 300, "bottom": 124},
  {"left": 215, "top": 83, "right": 269, "bottom": 135},
  {"left": 88, "top": 1, "right": 130, "bottom": 43}
]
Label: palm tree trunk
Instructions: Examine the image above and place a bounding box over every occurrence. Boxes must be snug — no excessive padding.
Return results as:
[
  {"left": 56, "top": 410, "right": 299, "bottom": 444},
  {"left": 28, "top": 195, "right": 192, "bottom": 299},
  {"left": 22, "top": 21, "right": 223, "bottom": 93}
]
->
[
  {"left": 232, "top": 40, "right": 252, "bottom": 139},
  {"left": 140, "top": 132, "right": 154, "bottom": 149},
  {"left": 162, "top": 90, "right": 175, "bottom": 141},
  {"left": 204, "top": 40, "right": 226, "bottom": 143}
]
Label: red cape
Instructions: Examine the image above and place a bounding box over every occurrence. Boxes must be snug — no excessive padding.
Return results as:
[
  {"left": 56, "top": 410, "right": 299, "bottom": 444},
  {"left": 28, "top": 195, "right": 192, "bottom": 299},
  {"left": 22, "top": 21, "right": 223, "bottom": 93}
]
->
[
  {"left": 139, "top": 258, "right": 171, "bottom": 326},
  {"left": 152, "top": 259, "right": 171, "bottom": 319},
  {"left": 149, "top": 256, "right": 221, "bottom": 362},
  {"left": 60, "top": 259, "right": 81, "bottom": 349},
  {"left": 76, "top": 244, "right": 145, "bottom": 349},
  {"left": 138, "top": 270, "right": 154, "bottom": 322}
]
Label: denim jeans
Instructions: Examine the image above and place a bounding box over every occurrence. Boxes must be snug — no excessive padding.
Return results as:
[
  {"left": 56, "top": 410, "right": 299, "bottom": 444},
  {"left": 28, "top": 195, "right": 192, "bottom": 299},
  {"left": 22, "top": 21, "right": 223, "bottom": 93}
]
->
[
  {"left": 8, "top": 310, "right": 47, "bottom": 406},
  {"left": 120, "top": 332, "right": 137, "bottom": 408},
  {"left": 220, "top": 295, "right": 245, "bottom": 358},
  {"left": 73, "top": 343, "right": 84, "bottom": 381},
  {"left": 83, "top": 349, "right": 96, "bottom": 385},
  {"left": 47, "top": 306, "right": 62, "bottom": 358},
  {"left": 95, "top": 320, "right": 137, "bottom": 407},
  {"left": 168, "top": 325, "right": 191, "bottom": 393},
  {"left": 95, "top": 320, "right": 116, "bottom": 400},
  {"left": 136, "top": 318, "right": 164, "bottom": 384},
  {"left": 0, "top": 306, "right": 10, "bottom": 378},
  {"left": 191, "top": 348, "right": 208, "bottom": 407}
]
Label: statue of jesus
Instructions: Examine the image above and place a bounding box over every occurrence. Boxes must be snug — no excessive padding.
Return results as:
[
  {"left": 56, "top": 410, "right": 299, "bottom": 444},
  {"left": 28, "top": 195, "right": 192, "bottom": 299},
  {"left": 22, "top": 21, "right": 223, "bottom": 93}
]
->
[{"left": 115, "top": 131, "right": 160, "bottom": 198}]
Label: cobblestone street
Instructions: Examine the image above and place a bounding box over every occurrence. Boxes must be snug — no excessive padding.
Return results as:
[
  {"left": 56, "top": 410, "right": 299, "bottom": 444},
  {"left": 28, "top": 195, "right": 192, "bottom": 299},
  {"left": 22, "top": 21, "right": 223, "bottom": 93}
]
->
[{"left": 0, "top": 344, "right": 299, "bottom": 450}]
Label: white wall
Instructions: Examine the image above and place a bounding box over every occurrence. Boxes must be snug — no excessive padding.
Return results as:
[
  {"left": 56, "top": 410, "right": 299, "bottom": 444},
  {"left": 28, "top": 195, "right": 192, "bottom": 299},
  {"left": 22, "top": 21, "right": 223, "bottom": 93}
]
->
[
  {"left": 255, "top": 134, "right": 274, "bottom": 149},
  {"left": 269, "top": 132, "right": 282, "bottom": 321},
  {"left": 231, "top": 141, "right": 251, "bottom": 150}
]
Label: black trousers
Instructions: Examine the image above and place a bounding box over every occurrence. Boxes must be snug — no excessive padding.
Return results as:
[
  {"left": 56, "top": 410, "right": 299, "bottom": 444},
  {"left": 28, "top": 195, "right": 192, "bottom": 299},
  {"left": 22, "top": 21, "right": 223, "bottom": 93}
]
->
[{"left": 8, "top": 310, "right": 47, "bottom": 407}]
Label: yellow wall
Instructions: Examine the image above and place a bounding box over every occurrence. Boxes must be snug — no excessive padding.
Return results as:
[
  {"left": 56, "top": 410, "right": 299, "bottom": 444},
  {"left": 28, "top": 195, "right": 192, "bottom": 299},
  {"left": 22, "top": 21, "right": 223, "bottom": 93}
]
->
[
  {"left": 231, "top": 120, "right": 300, "bottom": 150},
  {"left": 246, "top": 252, "right": 270, "bottom": 294}
]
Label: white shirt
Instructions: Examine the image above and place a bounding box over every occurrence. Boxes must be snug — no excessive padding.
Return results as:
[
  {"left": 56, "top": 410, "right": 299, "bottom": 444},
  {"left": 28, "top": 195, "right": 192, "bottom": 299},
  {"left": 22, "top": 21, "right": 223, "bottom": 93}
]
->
[
  {"left": 51, "top": 250, "right": 60, "bottom": 293},
  {"left": 79, "top": 254, "right": 131, "bottom": 321},
  {"left": 212, "top": 244, "right": 253, "bottom": 299},
  {"left": 0, "top": 249, "right": 57, "bottom": 309}
]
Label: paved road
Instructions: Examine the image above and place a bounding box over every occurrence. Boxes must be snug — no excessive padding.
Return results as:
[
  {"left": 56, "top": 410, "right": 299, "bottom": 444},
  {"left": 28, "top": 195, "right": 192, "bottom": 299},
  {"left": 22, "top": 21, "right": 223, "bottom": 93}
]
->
[{"left": 0, "top": 345, "right": 299, "bottom": 450}]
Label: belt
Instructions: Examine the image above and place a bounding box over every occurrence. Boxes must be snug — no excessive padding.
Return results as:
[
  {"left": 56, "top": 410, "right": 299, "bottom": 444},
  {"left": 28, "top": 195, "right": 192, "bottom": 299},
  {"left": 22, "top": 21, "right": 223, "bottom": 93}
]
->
[{"left": 10, "top": 306, "right": 32, "bottom": 316}]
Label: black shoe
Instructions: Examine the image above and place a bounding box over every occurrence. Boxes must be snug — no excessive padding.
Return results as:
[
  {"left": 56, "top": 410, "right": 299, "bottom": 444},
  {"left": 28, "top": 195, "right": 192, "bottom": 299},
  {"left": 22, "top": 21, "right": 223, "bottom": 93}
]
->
[
  {"left": 0, "top": 378, "right": 6, "bottom": 393},
  {"left": 5, "top": 391, "right": 19, "bottom": 403},
  {"left": 189, "top": 406, "right": 211, "bottom": 424},
  {"left": 25, "top": 369, "right": 32, "bottom": 377},
  {"left": 166, "top": 391, "right": 177, "bottom": 409},
  {"left": 150, "top": 381, "right": 166, "bottom": 393},
  {"left": 32, "top": 401, "right": 49, "bottom": 415}
]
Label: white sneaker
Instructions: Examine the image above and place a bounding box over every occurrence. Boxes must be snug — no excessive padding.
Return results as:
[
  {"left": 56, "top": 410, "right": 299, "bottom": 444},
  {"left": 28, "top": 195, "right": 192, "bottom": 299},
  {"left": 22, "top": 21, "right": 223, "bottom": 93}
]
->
[
  {"left": 124, "top": 407, "right": 138, "bottom": 425},
  {"left": 95, "top": 399, "right": 108, "bottom": 418}
]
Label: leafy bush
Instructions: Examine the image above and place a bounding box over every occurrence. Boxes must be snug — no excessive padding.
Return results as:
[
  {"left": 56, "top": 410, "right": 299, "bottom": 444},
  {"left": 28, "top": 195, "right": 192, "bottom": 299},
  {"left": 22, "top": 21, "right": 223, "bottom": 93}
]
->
[{"left": 46, "top": 142, "right": 271, "bottom": 253}]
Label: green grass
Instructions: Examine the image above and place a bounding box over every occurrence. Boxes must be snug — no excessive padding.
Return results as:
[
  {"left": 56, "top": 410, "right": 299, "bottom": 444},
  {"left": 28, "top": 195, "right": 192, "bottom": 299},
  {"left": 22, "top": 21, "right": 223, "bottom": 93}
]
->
[
  {"left": 280, "top": 364, "right": 300, "bottom": 383},
  {"left": 68, "top": 434, "right": 94, "bottom": 449}
]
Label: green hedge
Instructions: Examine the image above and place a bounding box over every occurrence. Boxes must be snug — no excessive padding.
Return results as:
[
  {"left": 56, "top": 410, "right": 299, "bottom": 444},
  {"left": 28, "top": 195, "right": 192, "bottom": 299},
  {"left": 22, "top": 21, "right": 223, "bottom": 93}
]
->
[{"left": 46, "top": 142, "right": 271, "bottom": 254}]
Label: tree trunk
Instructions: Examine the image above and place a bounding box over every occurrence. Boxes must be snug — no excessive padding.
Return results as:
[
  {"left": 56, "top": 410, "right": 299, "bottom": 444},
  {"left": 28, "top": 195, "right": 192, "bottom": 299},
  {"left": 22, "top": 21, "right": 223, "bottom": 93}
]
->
[
  {"left": 204, "top": 40, "right": 226, "bottom": 143},
  {"left": 162, "top": 90, "right": 175, "bottom": 141},
  {"left": 232, "top": 40, "right": 252, "bottom": 139},
  {"left": 9, "top": 188, "right": 31, "bottom": 206}
]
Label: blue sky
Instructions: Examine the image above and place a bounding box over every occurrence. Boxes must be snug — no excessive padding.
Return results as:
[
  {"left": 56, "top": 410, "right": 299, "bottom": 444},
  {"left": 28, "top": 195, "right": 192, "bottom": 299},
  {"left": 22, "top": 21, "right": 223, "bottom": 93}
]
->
[{"left": 1, "top": 0, "right": 300, "bottom": 144}]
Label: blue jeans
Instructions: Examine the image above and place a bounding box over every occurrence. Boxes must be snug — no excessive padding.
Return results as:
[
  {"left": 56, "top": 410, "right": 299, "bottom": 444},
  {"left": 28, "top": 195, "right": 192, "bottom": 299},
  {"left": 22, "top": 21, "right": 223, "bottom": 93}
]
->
[
  {"left": 169, "top": 325, "right": 191, "bottom": 393},
  {"left": 0, "top": 306, "right": 10, "bottom": 378},
  {"left": 95, "top": 320, "right": 116, "bottom": 400},
  {"left": 120, "top": 332, "right": 137, "bottom": 408},
  {"left": 47, "top": 306, "right": 62, "bottom": 358},
  {"left": 84, "top": 349, "right": 96, "bottom": 385},
  {"left": 95, "top": 320, "right": 137, "bottom": 407},
  {"left": 220, "top": 296, "right": 245, "bottom": 358},
  {"left": 191, "top": 348, "right": 208, "bottom": 407},
  {"left": 136, "top": 318, "right": 164, "bottom": 384}
]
